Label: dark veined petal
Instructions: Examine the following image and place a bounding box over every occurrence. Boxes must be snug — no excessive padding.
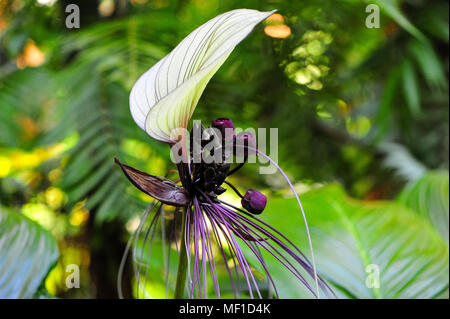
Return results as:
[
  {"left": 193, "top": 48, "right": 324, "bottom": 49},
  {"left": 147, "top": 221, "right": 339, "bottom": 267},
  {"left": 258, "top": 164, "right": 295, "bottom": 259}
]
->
[{"left": 114, "top": 157, "right": 191, "bottom": 207}]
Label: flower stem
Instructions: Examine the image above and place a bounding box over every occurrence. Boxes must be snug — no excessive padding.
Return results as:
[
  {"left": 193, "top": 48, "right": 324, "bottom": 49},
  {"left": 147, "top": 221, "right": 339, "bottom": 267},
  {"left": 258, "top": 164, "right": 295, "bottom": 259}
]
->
[{"left": 174, "top": 208, "right": 188, "bottom": 299}]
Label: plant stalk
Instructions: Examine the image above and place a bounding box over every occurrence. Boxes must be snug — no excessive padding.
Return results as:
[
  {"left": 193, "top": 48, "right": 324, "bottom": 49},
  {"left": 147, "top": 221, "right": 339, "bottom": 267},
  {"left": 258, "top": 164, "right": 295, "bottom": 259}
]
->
[{"left": 174, "top": 208, "right": 188, "bottom": 298}]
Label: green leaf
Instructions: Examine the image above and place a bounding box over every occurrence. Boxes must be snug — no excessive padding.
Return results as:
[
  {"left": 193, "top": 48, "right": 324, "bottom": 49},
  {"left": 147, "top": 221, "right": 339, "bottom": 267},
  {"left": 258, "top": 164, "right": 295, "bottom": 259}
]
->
[
  {"left": 373, "top": 0, "right": 426, "bottom": 42},
  {"left": 374, "top": 67, "right": 401, "bottom": 141},
  {"left": 259, "top": 184, "right": 449, "bottom": 298},
  {"left": 397, "top": 170, "right": 449, "bottom": 243},
  {"left": 401, "top": 58, "right": 421, "bottom": 117},
  {"left": 33, "top": 285, "right": 57, "bottom": 299},
  {"left": 53, "top": 67, "right": 148, "bottom": 223},
  {"left": 0, "top": 68, "right": 55, "bottom": 149},
  {"left": 0, "top": 206, "right": 59, "bottom": 298},
  {"left": 408, "top": 40, "right": 447, "bottom": 89}
]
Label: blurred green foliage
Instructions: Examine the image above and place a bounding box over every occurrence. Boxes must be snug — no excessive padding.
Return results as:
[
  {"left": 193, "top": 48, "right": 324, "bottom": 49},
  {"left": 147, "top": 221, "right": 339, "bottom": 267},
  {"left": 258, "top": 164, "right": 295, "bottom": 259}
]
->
[
  {"left": 261, "top": 178, "right": 449, "bottom": 298},
  {"left": 0, "top": 206, "right": 58, "bottom": 298},
  {"left": 0, "top": 0, "right": 448, "bottom": 298}
]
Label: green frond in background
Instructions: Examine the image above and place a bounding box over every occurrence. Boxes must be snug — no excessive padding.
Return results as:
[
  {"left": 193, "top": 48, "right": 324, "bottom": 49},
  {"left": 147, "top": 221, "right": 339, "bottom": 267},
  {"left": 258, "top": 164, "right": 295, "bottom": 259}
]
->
[
  {"left": 0, "top": 0, "right": 448, "bottom": 298},
  {"left": 398, "top": 171, "right": 449, "bottom": 242},
  {"left": 260, "top": 182, "right": 449, "bottom": 299},
  {"left": 0, "top": 206, "right": 59, "bottom": 298}
]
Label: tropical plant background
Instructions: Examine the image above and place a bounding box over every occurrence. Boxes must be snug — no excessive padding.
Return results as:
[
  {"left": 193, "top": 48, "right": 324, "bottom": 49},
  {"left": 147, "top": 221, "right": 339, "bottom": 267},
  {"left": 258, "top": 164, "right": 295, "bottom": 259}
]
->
[{"left": 0, "top": 0, "right": 448, "bottom": 299}]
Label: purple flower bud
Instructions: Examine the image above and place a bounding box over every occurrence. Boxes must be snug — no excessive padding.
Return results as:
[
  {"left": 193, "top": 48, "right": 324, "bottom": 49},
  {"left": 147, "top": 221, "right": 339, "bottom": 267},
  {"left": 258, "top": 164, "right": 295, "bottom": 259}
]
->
[
  {"left": 212, "top": 118, "right": 235, "bottom": 139},
  {"left": 234, "top": 131, "right": 257, "bottom": 156},
  {"left": 241, "top": 189, "right": 267, "bottom": 214}
]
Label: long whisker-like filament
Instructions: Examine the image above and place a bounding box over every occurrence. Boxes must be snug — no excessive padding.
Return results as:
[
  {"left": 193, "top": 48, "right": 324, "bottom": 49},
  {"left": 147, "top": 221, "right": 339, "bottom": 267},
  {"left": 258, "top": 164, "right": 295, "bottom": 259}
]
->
[
  {"left": 118, "top": 202, "right": 155, "bottom": 298},
  {"left": 134, "top": 203, "right": 161, "bottom": 298},
  {"left": 238, "top": 145, "right": 321, "bottom": 299}
]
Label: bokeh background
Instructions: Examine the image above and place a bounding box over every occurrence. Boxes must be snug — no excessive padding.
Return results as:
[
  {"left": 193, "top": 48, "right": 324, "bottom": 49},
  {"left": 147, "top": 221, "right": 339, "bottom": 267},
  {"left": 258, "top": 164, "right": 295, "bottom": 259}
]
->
[{"left": 0, "top": 0, "right": 448, "bottom": 299}]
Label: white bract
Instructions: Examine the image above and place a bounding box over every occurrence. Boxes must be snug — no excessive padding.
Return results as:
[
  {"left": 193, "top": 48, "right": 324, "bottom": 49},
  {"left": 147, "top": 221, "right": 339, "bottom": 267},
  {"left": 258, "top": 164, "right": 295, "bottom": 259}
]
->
[{"left": 130, "top": 9, "right": 276, "bottom": 143}]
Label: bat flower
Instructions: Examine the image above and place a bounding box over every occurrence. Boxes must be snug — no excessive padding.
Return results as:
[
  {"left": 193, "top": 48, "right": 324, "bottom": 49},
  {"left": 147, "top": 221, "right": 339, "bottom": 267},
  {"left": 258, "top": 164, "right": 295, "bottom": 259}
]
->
[{"left": 116, "top": 9, "right": 334, "bottom": 299}]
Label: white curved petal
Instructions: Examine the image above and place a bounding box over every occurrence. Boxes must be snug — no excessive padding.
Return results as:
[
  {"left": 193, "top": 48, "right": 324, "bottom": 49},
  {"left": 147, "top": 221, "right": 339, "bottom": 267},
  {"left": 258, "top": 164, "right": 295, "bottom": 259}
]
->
[
  {"left": 130, "top": 58, "right": 164, "bottom": 130},
  {"left": 130, "top": 9, "right": 276, "bottom": 143}
]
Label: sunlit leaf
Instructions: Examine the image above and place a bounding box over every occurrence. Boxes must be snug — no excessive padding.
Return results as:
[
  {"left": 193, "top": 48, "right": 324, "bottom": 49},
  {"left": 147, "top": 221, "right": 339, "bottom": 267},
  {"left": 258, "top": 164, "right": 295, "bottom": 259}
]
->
[
  {"left": 397, "top": 171, "right": 449, "bottom": 243},
  {"left": 0, "top": 207, "right": 59, "bottom": 298},
  {"left": 257, "top": 184, "right": 449, "bottom": 298}
]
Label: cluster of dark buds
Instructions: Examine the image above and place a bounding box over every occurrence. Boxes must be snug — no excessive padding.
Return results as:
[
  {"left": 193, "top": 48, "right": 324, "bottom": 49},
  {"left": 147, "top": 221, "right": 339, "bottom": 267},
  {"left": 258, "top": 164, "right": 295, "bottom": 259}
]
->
[{"left": 115, "top": 117, "right": 335, "bottom": 299}]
